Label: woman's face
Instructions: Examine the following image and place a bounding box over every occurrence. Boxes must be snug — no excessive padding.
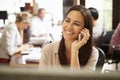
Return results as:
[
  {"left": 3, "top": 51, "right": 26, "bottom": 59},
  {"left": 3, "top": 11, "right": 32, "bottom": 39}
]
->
[
  {"left": 21, "top": 21, "right": 30, "bottom": 30},
  {"left": 62, "top": 10, "right": 84, "bottom": 41}
]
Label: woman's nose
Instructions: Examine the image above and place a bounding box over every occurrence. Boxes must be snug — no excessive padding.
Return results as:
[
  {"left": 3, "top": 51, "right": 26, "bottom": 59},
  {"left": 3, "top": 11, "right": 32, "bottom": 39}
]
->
[{"left": 67, "top": 23, "right": 73, "bottom": 30}]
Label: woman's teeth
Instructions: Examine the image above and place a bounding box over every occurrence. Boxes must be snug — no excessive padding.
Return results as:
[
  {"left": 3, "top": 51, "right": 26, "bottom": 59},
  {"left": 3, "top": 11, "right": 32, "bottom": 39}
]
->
[{"left": 66, "top": 31, "right": 74, "bottom": 35}]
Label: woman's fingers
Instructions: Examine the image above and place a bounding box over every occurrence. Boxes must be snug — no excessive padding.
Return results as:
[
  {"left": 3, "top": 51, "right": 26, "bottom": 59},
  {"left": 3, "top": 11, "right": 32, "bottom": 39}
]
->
[
  {"left": 80, "top": 28, "right": 90, "bottom": 42},
  {"left": 72, "top": 28, "right": 90, "bottom": 50}
]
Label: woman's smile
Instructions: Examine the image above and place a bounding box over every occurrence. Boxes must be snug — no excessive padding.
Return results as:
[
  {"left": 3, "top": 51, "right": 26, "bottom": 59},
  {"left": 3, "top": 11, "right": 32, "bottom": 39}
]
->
[{"left": 65, "top": 30, "right": 74, "bottom": 35}]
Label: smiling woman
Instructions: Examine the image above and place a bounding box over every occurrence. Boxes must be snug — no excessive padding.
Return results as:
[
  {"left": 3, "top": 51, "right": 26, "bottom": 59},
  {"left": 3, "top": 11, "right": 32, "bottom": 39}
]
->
[{"left": 39, "top": 5, "right": 99, "bottom": 72}]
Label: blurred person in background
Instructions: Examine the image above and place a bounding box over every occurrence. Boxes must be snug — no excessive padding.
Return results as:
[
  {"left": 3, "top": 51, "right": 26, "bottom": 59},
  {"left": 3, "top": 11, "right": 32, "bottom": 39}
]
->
[
  {"left": 88, "top": 7, "right": 106, "bottom": 47},
  {"left": 109, "top": 22, "right": 120, "bottom": 54},
  {"left": 39, "top": 5, "right": 99, "bottom": 71},
  {"left": 30, "top": 8, "right": 51, "bottom": 38},
  {"left": 30, "top": 8, "right": 52, "bottom": 47},
  {"left": 0, "top": 12, "right": 33, "bottom": 64}
]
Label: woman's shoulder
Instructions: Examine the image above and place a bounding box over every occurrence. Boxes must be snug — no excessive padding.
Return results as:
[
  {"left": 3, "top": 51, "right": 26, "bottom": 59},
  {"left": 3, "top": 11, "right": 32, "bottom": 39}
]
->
[
  {"left": 44, "top": 41, "right": 59, "bottom": 48},
  {"left": 92, "top": 46, "right": 99, "bottom": 56},
  {"left": 5, "top": 23, "right": 17, "bottom": 30}
]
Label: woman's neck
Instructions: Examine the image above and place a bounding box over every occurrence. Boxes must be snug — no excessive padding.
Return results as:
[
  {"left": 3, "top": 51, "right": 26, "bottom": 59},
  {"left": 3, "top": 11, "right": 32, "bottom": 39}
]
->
[
  {"left": 16, "top": 22, "right": 22, "bottom": 31},
  {"left": 65, "top": 40, "right": 72, "bottom": 51}
]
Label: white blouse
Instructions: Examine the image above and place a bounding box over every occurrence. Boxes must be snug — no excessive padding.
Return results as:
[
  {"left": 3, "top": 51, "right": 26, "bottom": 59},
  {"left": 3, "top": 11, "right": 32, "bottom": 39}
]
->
[
  {"left": 39, "top": 41, "right": 99, "bottom": 71},
  {"left": 0, "top": 23, "right": 22, "bottom": 59}
]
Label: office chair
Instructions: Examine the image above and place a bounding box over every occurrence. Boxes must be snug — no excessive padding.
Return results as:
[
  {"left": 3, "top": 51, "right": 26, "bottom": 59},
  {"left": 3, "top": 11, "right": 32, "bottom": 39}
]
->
[
  {"left": 107, "top": 50, "right": 120, "bottom": 71},
  {"left": 100, "top": 30, "right": 115, "bottom": 59},
  {"left": 95, "top": 47, "right": 105, "bottom": 72},
  {"left": 100, "top": 30, "right": 120, "bottom": 71}
]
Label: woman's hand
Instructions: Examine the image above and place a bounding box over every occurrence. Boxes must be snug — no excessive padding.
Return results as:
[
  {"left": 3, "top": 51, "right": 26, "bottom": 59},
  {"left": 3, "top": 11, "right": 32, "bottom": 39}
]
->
[
  {"left": 71, "top": 28, "right": 90, "bottom": 51},
  {"left": 70, "top": 28, "right": 90, "bottom": 69},
  {"left": 21, "top": 44, "right": 33, "bottom": 51},
  {"left": 14, "top": 44, "right": 33, "bottom": 54}
]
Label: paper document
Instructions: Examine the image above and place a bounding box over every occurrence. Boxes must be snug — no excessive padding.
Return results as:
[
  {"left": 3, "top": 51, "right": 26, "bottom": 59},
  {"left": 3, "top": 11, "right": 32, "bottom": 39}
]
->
[{"left": 21, "top": 47, "right": 42, "bottom": 63}]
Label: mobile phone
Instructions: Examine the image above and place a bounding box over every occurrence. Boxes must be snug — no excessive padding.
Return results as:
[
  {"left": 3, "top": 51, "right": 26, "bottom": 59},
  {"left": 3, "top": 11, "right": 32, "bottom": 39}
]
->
[{"left": 78, "top": 33, "right": 84, "bottom": 41}]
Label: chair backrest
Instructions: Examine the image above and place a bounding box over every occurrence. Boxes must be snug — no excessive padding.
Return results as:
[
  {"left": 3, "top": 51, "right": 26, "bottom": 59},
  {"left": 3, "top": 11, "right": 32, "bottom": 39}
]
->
[
  {"left": 100, "top": 30, "right": 114, "bottom": 58},
  {"left": 96, "top": 47, "right": 105, "bottom": 72}
]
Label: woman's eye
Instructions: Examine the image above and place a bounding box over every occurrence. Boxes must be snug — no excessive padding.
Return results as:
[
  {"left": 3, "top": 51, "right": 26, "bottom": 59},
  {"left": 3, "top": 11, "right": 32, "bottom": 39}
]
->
[
  {"left": 74, "top": 23, "right": 80, "bottom": 26},
  {"left": 65, "top": 19, "right": 70, "bottom": 23}
]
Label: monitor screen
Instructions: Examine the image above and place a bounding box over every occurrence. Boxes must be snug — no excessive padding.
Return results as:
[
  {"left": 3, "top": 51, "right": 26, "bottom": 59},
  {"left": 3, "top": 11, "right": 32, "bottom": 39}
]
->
[{"left": 0, "top": 11, "right": 8, "bottom": 19}]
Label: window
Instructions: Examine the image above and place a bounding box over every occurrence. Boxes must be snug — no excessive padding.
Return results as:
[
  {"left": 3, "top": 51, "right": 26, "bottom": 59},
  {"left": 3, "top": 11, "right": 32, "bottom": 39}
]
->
[{"left": 86, "top": 0, "right": 112, "bottom": 31}]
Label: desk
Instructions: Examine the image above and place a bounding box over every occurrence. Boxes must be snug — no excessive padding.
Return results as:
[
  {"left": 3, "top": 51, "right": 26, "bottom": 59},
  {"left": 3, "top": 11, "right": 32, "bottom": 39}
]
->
[{"left": 9, "top": 47, "right": 41, "bottom": 68}]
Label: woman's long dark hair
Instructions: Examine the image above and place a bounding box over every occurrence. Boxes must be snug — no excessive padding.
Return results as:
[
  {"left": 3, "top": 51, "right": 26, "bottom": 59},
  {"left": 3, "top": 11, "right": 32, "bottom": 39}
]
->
[{"left": 58, "top": 5, "right": 93, "bottom": 67}]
